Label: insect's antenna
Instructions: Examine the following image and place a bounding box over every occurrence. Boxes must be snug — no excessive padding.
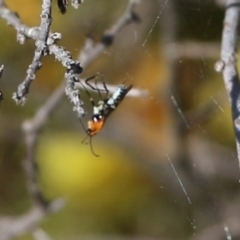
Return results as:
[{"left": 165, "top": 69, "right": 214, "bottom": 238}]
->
[
  {"left": 79, "top": 116, "right": 87, "bottom": 132},
  {"left": 89, "top": 136, "right": 99, "bottom": 157},
  {"left": 78, "top": 117, "right": 89, "bottom": 144},
  {"left": 81, "top": 134, "right": 89, "bottom": 144}
]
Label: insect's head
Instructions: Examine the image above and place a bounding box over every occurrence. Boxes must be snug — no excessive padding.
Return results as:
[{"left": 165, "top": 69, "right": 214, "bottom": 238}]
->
[{"left": 87, "top": 115, "right": 105, "bottom": 136}]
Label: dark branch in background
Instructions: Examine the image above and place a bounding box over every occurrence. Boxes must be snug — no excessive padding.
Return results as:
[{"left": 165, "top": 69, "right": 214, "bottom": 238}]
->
[
  {"left": 215, "top": 0, "right": 240, "bottom": 168},
  {"left": 0, "top": 1, "right": 141, "bottom": 239},
  {"left": 79, "top": 0, "right": 140, "bottom": 68}
]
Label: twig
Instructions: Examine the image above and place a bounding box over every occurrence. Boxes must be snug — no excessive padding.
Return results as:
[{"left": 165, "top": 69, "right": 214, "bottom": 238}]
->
[
  {"left": 32, "top": 0, "right": 141, "bottom": 118},
  {"left": 79, "top": 0, "right": 140, "bottom": 68},
  {"left": 22, "top": 83, "right": 65, "bottom": 208},
  {"left": 12, "top": 0, "right": 52, "bottom": 105},
  {"left": 0, "top": 1, "right": 141, "bottom": 239},
  {"left": 0, "top": 0, "right": 83, "bottom": 108},
  {"left": 0, "top": 0, "right": 40, "bottom": 43},
  {"left": 215, "top": 0, "right": 240, "bottom": 170},
  {"left": 0, "top": 200, "right": 64, "bottom": 240}
]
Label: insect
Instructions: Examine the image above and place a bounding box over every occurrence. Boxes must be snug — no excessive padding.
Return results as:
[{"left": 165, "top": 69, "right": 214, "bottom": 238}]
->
[
  {"left": 80, "top": 75, "right": 132, "bottom": 157},
  {"left": 57, "top": 0, "right": 68, "bottom": 14}
]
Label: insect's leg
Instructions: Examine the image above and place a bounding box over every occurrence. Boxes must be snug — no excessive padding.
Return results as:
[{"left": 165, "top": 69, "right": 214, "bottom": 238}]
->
[
  {"left": 102, "top": 81, "right": 109, "bottom": 97},
  {"left": 94, "top": 80, "right": 104, "bottom": 100},
  {"left": 86, "top": 73, "right": 106, "bottom": 93},
  {"left": 79, "top": 78, "right": 96, "bottom": 107},
  {"left": 79, "top": 117, "right": 87, "bottom": 133},
  {"left": 81, "top": 134, "right": 89, "bottom": 144},
  {"left": 98, "top": 74, "right": 109, "bottom": 97},
  {"left": 85, "top": 75, "right": 99, "bottom": 91},
  {"left": 89, "top": 137, "right": 99, "bottom": 157}
]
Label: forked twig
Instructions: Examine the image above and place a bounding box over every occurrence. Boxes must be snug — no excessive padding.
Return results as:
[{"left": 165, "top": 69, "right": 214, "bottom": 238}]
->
[{"left": 12, "top": 0, "right": 52, "bottom": 105}]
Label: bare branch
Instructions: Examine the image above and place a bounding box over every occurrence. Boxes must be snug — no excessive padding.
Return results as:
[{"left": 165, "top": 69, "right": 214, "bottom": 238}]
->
[
  {"left": 0, "top": 1, "right": 83, "bottom": 108},
  {"left": 79, "top": 0, "right": 140, "bottom": 68},
  {"left": 0, "top": 200, "right": 64, "bottom": 240},
  {"left": 0, "top": 0, "right": 40, "bottom": 43},
  {"left": 216, "top": 0, "right": 240, "bottom": 169},
  {"left": 12, "top": 0, "right": 53, "bottom": 105},
  {"left": 0, "top": 1, "right": 142, "bottom": 239}
]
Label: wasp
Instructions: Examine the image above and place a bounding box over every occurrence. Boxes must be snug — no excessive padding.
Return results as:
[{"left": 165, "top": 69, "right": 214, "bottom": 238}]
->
[
  {"left": 80, "top": 75, "right": 132, "bottom": 157},
  {"left": 57, "top": 0, "right": 68, "bottom": 14}
]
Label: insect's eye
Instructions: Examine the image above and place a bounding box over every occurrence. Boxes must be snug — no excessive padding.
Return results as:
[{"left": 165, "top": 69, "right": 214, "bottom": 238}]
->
[
  {"left": 93, "top": 115, "right": 103, "bottom": 122},
  {"left": 93, "top": 116, "right": 99, "bottom": 122}
]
